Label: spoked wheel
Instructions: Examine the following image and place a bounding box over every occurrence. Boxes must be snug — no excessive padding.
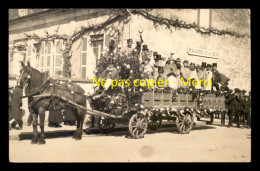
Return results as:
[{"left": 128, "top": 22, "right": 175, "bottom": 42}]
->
[
  {"left": 176, "top": 113, "right": 194, "bottom": 134},
  {"left": 98, "top": 116, "right": 115, "bottom": 134},
  {"left": 148, "top": 111, "right": 162, "bottom": 130},
  {"left": 129, "top": 113, "right": 148, "bottom": 139}
]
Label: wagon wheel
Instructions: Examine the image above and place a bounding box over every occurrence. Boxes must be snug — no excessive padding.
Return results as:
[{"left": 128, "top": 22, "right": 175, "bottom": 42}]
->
[
  {"left": 148, "top": 111, "right": 162, "bottom": 130},
  {"left": 98, "top": 116, "right": 115, "bottom": 134},
  {"left": 129, "top": 113, "right": 148, "bottom": 139},
  {"left": 176, "top": 113, "right": 194, "bottom": 134}
]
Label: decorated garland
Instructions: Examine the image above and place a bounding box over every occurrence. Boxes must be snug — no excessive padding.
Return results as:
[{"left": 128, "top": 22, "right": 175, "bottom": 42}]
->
[{"left": 129, "top": 9, "right": 250, "bottom": 38}]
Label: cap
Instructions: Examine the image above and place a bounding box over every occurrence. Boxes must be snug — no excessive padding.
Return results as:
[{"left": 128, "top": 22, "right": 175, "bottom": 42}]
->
[{"left": 183, "top": 60, "right": 189, "bottom": 64}]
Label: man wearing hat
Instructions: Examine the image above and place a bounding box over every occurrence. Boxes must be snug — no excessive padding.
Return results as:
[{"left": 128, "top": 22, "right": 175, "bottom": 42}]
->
[
  {"left": 211, "top": 63, "right": 220, "bottom": 91},
  {"left": 196, "top": 65, "right": 204, "bottom": 90},
  {"left": 227, "top": 88, "right": 241, "bottom": 128},
  {"left": 164, "top": 56, "right": 178, "bottom": 89},
  {"left": 189, "top": 63, "right": 198, "bottom": 89},
  {"left": 133, "top": 41, "right": 142, "bottom": 55},
  {"left": 175, "top": 58, "right": 181, "bottom": 67},
  {"left": 153, "top": 52, "right": 158, "bottom": 60},
  {"left": 164, "top": 56, "right": 177, "bottom": 77},
  {"left": 122, "top": 39, "right": 134, "bottom": 57},
  {"left": 153, "top": 54, "right": 163, "bottom": 78},
  {"left": 140, "top": 45, "right": 152, "bottom": 64},
  {"left": 180, "top": 60, "right": 191, "bottom": 88},
  {"left": 204, "top": 64, "right": 213, "bottom": 91},
  {"left": 222, "top": 89, "right": 232, "bottom": 126},
  {"left": 156, "top": 66, "right": 167, "bottom": 87}
]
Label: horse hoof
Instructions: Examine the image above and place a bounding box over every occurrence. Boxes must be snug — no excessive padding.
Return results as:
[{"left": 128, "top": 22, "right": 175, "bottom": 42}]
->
[
  {"left": 31, "top": 140, "right": 38, "bottom": 144},
  {"left": 38, "top": 140, "right": 46, "bottom": 144},
  {"left": 73, "top": 132, "right": 79, "bottom": 139},
  {"left": 74, "top": 136, "right": 82, "bottom": 140}
]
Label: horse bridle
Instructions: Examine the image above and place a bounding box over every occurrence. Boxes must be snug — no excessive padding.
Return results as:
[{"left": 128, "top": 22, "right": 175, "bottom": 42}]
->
[{"left": 19, "top": 68, "right": 32, "bottom": 90}]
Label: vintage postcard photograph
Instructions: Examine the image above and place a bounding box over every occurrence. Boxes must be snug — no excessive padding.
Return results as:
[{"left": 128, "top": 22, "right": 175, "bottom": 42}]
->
[{"left": 8, "top": 8, "right": 251, "bottom": 162}]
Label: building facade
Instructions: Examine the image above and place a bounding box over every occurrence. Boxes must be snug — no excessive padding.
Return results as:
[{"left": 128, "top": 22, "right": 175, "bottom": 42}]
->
[{"left": 9, "top": 8, "right": 251, "bottom": 94}]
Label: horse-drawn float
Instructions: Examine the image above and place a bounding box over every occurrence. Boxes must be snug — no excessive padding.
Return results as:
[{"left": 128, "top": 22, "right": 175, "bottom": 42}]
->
[{"left": 18, "top": 61, "right": 227, "bottom": 143}]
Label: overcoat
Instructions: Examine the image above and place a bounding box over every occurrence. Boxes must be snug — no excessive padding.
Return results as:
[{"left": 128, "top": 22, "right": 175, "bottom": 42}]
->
[
  {"left": 48, "top": 110, "right": 63, "bottom": 123},
  {"left": 63, "top": 109, "right": 77, "bottom": 121},
  {"left": 10, "top": 86, "right": 23, "bottom": 119}
]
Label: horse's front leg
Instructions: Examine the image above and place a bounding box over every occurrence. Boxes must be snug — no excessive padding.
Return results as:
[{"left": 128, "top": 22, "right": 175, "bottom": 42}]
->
[
  {"left": 31, "top": 113, "right": 39, "bottom": 144},
  {"left": 38, "top": 108, "right": 46, "bottom": 144}
]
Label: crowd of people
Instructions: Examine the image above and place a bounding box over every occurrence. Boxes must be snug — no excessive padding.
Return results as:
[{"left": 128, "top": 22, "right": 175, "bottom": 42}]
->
[{"left": 96, "top": 38, "right": 251, "bottom": 129}]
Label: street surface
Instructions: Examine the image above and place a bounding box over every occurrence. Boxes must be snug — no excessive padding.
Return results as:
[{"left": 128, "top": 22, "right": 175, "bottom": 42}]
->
[{"left": 9, "top": 119, "right": 251, "bottom": 162}]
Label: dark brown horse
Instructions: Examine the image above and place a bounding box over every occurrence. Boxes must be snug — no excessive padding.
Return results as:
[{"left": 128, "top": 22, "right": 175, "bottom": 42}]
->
[{"left": 19, "top": 61, "right": 87, "bottom": 144}]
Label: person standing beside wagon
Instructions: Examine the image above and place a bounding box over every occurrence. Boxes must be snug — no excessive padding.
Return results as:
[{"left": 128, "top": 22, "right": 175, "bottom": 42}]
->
[
  {"left": 227, "top": 88, "right": 241, "bottom": 128},
  {"left": 180, "top": 60, "right": 191, "bottom": 89},
  {"left": 10, "top": 85, "right": 23, "bottom": 130},
  {"left": 204, "top": 64, "right": 213, "bottom": 91}
]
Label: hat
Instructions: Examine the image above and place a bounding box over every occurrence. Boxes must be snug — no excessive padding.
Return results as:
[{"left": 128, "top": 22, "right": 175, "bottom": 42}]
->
[
  {"left": 170, "top": 51, "right": 175, "bottom": 55},
  {"left": 190, "top": 62, "right": 195, "bottom": 67},
  {"left": 155, "top": 55, "right": 162, "bottom": 60},
  {"left": 229, "top": 89, "right": 233, "bottom": 93},
  {"left": 167, "top": 56, "right": 174, "bottom": 61},
  {"left": 212, "top": 63, "right": 217, "bottom": 67},
  {"left": 183, "top": 60, "right": 189, "bottom": 64},
  {"left": 202, "top": 62, "right": 207, "bottom": 67},
  {"left": 158, "top": 66, "right": 164, "bottom": 73},
  {"left": 136, "top": 41, "right": 141, "bottom": 46},
  {"left": 153, "top": 52, "right": 158, "bottom": 56},
  {"left": 142, "top": 45, "right": 149, "bottom": 51},
  {"left": 127, "top": 39, "right": 133, "bottom": 43},
  {"left": 176, "top": 58, "right": 181, "bottom": 62},
  {"left": 242, "top": 90, "right": 246, "bottom": 93},
  {"left": 196, "top": 64, "right": 202, "bottom": 69},
  {"left": 234, "top": 88, "right": 240, "bottom": 93},
  {"left": 206, "top": 64, "right": 212, "bottom": 68}
]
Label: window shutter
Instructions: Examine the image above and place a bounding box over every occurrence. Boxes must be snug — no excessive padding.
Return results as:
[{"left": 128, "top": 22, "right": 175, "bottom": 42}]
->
[
  {"left": 81, "top": 37, "right": 88, "bottom": 79},
  {"left": 104, "top": 34, "right": 110, "bottom": 50},
  {"left": 83, "top": 37, "right": 87, "bottom": 51}
]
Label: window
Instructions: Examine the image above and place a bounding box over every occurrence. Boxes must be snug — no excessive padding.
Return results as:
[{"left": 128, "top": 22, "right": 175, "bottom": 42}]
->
[
  {"left": 54, "top": 40, "right": 63, "bottom": 77},
  {"left": 197, "top": 9, "right": 212, "bottom": 29},
  {"left": 38, "top": 40, "right": 63, "bottom": 76},
  {"left": 81, "top": 37, "right": 87, "bottom": 79},
  {"left": 91, "top": 34, "right": 104, "bottom": 69}
]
